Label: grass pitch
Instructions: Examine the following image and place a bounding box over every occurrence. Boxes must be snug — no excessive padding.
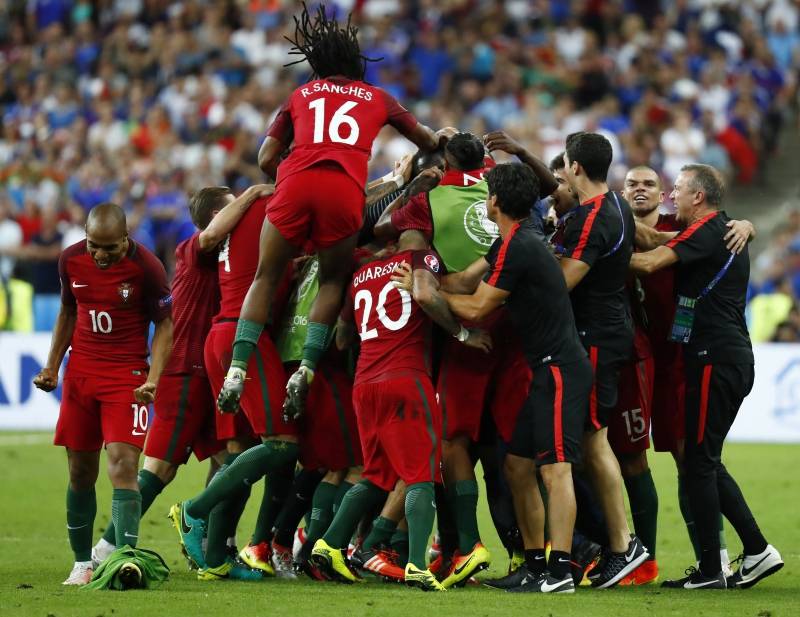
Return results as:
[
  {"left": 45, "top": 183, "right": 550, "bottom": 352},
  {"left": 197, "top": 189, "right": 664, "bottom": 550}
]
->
[{"left": 0, "top": 435, "right": 797, "bottom": 617}]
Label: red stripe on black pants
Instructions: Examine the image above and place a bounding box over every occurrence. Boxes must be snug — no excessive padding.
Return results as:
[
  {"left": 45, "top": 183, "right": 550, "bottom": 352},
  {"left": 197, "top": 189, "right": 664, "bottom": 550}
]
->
[
  {"left": 697, "top": 364, "right": 713, "bottom": 444},
  {"left": 589, "top": 346, "right": 600, "bottom": 430},
  {"left": 550, "top": 365, "right": 565, "bottom": 462}
]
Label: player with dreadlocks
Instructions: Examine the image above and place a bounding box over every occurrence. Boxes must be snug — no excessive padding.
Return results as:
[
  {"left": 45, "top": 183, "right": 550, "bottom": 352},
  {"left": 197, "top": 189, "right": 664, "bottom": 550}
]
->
[{"left": 173, "top": 4, "right": 444, "bottom": 566}]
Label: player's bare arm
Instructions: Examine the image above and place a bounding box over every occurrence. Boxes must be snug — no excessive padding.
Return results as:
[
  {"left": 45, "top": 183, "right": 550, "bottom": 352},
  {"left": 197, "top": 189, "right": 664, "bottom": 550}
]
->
[
  {"left": 412, "top": 267, "right": 491, "bottom": 352},
  {"left": 559, "top": 256, "right": 591, "bottom": 291},
  {"left": 198, "top": 184, "right": 275, "bottom": 251},
  {"left": 634, "top": 220, "right": 679, "bottom": 250},
  {"left": 630, "top": 245, "right": 680, "bottom": 275},
  {"left": 365, "top": 154, "right": 413, "bottom": 206},
  {"left": 257, "top": 136, "right": 285, "bottom": 180},
  {"left": 335, "top": 317, "right": 357, "bottom": 351},
  {"left": 373, "top": 167, "right": 444, "bottom": 240},
  {"left": 33, "top": 303, "right": 77, "bottom": 392},
  {"left": 483, "top": 130, "right": 558, "bottom": 197},
  {"left": 133, "top": 317, "right": 173, "bottom": 404},
  {"left": 441, "top": 281, "right": 508, "bottom": 324}
]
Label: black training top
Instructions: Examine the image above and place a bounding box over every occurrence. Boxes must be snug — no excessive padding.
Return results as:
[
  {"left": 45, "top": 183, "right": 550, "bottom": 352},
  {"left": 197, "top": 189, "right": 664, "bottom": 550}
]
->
[
  {"left": 561, "top": 191, "right": 635, "bottom": 354},
  {"left": 666, "top": 210, "right": 754, "bottom": 365},
  {"left": 484, "top": 218, "right": 586, "bottom": 368}
]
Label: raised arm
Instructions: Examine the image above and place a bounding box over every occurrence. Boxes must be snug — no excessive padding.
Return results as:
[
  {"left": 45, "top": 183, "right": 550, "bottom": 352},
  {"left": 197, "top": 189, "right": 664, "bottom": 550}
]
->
[
  {"left": 198, "top": 184, "right": 275, "bottom": 251},
  {"left": 483, "top": 131, "right": 558, "bottom": 197}
]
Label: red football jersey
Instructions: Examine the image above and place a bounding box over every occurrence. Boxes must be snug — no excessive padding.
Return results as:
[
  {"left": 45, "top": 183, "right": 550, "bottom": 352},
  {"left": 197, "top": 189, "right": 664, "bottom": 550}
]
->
[
  {"left": 641, "top": 213, "right": 682, "bottom": 353},
  {"left": 267, "top": 77, "right": 418, "bottom": 190},
  {"left": 216, "top": 199, "right": 267, "bottom": 321},
  {"left": 59, "top": 240, "right": 172, "bottom": 378},
  {"left": 164, "top": 233, "right": 219, "bottom": 376},
  {"left": 342, "top": 249, "right": 441, "bottom": 385}
]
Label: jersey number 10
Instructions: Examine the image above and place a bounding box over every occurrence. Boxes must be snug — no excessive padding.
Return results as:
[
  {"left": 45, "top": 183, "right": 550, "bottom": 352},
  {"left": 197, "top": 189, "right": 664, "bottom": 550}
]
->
[
  {"left": 354, "top": 282, "right": 411, "bottom": 341},
  {"left": 89, "top": 309, "right": 113, "bottom": 333},
  {"left": 308, "top": 99, "right": 360, "bottom": 145}
]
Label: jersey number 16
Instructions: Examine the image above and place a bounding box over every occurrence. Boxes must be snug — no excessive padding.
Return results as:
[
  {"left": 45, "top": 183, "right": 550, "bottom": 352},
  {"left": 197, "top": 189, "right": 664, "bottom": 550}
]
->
[{"left": 308, "top": 99, "right": 360, "bottom": 145}]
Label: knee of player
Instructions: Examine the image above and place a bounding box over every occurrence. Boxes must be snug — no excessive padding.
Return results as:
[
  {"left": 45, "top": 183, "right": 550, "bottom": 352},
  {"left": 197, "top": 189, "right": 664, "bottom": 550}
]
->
[
  {"left": 67, "top": 451, "right": 100, "bottom": 489},
  {"left": 618, "top": 452, "right": 650, "bottom": 477},
  {"left": 539, "top": 461, "right": 572, "bottom": 486},
  {"left": 143, "top": 456, "right": 177, "bottom": 485},
  {"left": 503, "top": 454, "right": 533, "bottom": 485},
  {"left": 106, "top": 450, "right": 140, "bottom": 484}
]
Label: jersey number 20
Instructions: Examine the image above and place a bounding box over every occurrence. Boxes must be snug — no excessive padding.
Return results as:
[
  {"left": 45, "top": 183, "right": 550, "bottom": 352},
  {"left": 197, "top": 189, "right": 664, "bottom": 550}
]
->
[
  {"left": 354, "top": 282, "right": 411, "bottom": 341},
  {"left": 308, "top": 99, "right": 360, "bottom": 145}
]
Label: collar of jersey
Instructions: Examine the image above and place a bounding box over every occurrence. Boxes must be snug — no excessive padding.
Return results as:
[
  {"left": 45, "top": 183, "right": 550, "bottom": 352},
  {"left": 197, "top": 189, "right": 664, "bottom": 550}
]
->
[{"left": 439, "top": 167, "right": 487, "bottom": 187}]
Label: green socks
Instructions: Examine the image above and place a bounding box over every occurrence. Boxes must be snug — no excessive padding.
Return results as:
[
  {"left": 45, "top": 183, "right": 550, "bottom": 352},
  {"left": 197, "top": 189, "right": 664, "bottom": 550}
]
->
[
  {"left": 187, "top": 441, "right": 299, "bottom": 520},
  {"left": 391, "top": 528, "right": 410, "bottom": 567},
  {"left": 231, "top": 318, "right": 264, "bottom": 370},
  {"left": 406, "top": 482, "right": 435, "bottom": 569},
  {"left": 102, "top": 469, "right": 165, "bottom": 545},
  {"left": 305, "top": 481, "right": 339, "bottom": 548},
  {"left": 323, "top": 480, "right": 387, "bottom": 549},
  {"left": 333, "top": 480, "right": 354, "bottom": 515},
  {"left": 66, "top": 486, "right": 97, "bottom": 562},
  {"left": 624, "top": 469, "right": 659, "bottom": 559},
  {"left": 251, "top": 464, "right": 295, "bottom": 545},
  {"left": 206, "top": 453, "right": 251, "bottom": 568},
  {"left": 111, "top": 488, "right": 142, "bottom": 548},
  {"left": 363, "top": 516, "right": 397, "bottom": 552},
  {"left": 300, "top": 322, "right": 331, "bottom": 372},
  {"left": 451, "top": 480, "right": 480, "bottom": 554}
]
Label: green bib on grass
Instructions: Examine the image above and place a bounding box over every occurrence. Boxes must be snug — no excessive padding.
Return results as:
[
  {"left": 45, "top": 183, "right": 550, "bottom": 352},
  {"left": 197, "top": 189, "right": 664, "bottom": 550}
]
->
[{"left": 83, "top": 545, "right": 169, "bottom": 591}]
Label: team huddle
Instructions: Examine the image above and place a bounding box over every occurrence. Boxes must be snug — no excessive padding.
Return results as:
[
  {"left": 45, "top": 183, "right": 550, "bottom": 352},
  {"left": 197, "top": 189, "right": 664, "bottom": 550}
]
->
[{"left": 36, "top": 5, "right": 784, "bottom": 595}]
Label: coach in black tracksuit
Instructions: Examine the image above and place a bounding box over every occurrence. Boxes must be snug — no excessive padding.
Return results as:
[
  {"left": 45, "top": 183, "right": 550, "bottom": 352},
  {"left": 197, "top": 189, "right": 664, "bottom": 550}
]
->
[{"left": 631, "top": 163, "right": 783, "bottom": 590}]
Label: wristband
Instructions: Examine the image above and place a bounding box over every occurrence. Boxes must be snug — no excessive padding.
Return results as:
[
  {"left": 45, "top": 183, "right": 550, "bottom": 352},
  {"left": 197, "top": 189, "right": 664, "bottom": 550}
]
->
[
  {"left": 454, "top": 325, "right": 469, "bottom": 342},
  {"left": 392, "top": 173, "right": 406, "bottom": 189}
]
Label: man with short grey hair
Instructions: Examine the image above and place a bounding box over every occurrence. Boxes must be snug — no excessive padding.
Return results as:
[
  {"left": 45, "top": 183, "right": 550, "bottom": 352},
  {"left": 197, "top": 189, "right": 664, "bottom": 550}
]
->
[{"left": 630, "top": 164, "right": 783, "bottom": 590}]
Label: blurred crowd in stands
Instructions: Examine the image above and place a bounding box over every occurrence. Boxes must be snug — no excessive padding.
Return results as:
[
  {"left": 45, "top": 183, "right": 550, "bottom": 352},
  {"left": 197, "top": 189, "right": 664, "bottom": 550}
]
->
[{"left": 0, "top": 0, "right": 798, "bottom": 334}]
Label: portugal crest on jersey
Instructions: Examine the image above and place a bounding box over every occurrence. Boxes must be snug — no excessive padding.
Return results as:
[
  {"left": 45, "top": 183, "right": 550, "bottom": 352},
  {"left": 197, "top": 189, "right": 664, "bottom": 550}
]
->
[{"left": 118, "top": 282, "right": 133, "bottom": 303}]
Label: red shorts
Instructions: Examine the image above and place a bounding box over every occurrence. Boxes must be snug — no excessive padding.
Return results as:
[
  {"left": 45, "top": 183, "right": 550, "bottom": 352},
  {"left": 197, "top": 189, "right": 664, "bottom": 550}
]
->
[
  {"left": 608, "top": 356, "right": 654, "bottom": 455},
  {"left": 353, "top": 374, "right": 442, "bottom": 491},
  {"left": 297, "top": 364, "right": 363, "bottom": 471},
  {"left": 143, "top": 373, "right": 223, "bottom": 464},
  {"left": 650, "top": 348, "right": 686, "bottom": 452},
  {"left": 54, "top": 367, "right": 148, "bottom": 451},
  {"left": 267, "top": 163, "right": 365, "bottom": 250},
  {"left": 438, "top": 315, "right": 529, "bottom": 443},
  {"left": 204, "top": 321, "right": 296, "bottom": 440}
]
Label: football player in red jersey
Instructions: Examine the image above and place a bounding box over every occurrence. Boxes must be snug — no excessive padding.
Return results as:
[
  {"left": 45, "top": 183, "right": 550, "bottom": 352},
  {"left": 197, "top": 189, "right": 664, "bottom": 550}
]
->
[
  {"left": 33, "top": 203, "right": 173, "bottom": 586},
  {"left": 93, "top": 185, "right": 274, "bottom": 569},
  {"left": 217, "top": 4, "right": 445, "bottom": 424},
  {"left": 310, "top": 231, "right": 489, "bottom": 591}
]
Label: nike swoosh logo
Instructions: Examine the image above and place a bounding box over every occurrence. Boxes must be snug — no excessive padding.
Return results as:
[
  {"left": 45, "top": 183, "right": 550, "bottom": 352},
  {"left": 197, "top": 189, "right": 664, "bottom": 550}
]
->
[
  {"left": 741, "top": 554, "right": 769, "bottom": 576},
  {"left": 132, "top": 430, "right": 146, "bottom": 436},
  {"left": 684, "top": 579, "right": 720, "bottom": 589},
  {"left": 72, "top": 282, "right": 88, "bottom": 288},
  {"left": 66, "top": 524, "right": 88, "bottom": 530},
  {"left": 124, "top": 532, "right": 138, "bottom": 539},
  {"left": 541, "top": 578, "right": 571, "bottom": 592},
  {"left": 630, "top": 433, "right": 648, "bottom": 442},
  {"left": 453, "top": 555, "right": 475, "bottom": 576},
  {"left": 625, "top": 545, "right": 638, "bottom": 562}
]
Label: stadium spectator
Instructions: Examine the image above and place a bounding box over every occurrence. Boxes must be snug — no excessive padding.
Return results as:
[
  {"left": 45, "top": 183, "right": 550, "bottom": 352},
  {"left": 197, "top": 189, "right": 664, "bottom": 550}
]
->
[{"left": 0, "top": 0, "right": 797, "bottom": 322}]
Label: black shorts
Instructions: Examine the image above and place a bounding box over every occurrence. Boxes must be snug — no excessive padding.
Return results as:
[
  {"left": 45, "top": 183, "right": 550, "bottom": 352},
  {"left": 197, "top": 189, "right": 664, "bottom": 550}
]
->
[
  {"left": 585, "top": 344, "right": 629, "bottom": 430},
  {"left": 508, "top": 358, "right": 592, "bottom": 466},
  {"left": 684, "top": 360, "right": 754, "bottom": 465}
]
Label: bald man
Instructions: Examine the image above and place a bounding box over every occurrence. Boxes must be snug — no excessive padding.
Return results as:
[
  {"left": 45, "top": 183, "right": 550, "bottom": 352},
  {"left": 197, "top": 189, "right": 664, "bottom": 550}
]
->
[{"left": 34, "top": 203, "right": 173, "bottom": 585}]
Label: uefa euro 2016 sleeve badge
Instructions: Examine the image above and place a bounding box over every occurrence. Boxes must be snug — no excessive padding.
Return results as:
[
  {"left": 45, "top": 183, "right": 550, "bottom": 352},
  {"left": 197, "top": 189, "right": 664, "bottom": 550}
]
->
[{"left": 118, "top": 282, "right": 133, "bottom": 303}]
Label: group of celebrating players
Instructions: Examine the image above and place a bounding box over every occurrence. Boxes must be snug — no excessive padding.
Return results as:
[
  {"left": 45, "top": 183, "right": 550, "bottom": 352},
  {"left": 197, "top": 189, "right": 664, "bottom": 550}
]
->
[{"left": 37, "top": 5, "right": 784, "bottom": 594}]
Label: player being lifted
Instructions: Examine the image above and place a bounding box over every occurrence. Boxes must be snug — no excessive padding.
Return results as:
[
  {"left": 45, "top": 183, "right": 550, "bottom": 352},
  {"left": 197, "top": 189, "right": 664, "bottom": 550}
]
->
[
  {"left": 34, "top": 203, "right": 173, "bottom": 585},
  {"left": 216, "top": 4, "right": 443, "bottom": 428}
]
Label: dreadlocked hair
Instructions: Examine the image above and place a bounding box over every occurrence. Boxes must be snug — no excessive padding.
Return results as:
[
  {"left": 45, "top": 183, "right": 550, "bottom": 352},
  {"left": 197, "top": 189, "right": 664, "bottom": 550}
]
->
[{"left": 284, "top": 2, "right": 380, "bottom": 80}]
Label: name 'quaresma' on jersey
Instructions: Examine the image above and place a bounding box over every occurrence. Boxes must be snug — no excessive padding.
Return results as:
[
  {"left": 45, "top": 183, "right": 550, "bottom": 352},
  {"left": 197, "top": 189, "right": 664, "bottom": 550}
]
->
[
  {"left": 58, "top": 240, "right": 172, "bottom": 378},
  {"left": 342, "top": 249, "right": 442, "bottom": 385}
]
